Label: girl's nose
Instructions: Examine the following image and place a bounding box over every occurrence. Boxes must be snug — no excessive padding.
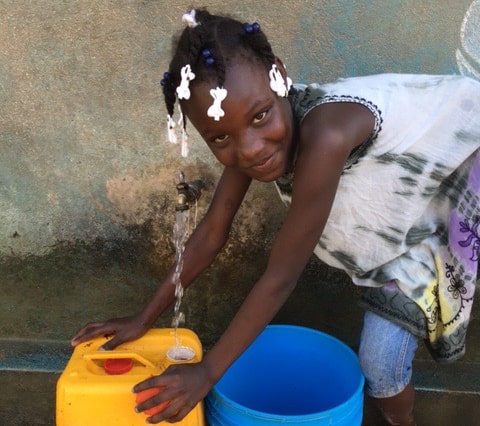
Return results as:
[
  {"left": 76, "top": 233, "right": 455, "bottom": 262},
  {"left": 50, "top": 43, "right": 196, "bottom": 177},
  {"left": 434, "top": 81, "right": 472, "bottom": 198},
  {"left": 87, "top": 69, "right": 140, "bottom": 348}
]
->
[{"left": 236, "top": 131, "right": 264, "bottom": 163}]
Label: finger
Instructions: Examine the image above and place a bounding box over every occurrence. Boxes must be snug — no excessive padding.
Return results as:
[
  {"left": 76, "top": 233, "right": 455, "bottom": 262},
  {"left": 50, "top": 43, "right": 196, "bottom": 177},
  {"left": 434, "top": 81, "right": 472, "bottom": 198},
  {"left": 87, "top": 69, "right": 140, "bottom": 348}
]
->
[
  {"left": 133, "top": 376, "right": 166, "bottom": 393},
  {"left": 148, "top": 398, "right": 187, "bottom": 424},
  {"left": 100, "top": 333, "right": 133, "bottom": 351},
  {"left": 71, "top": 323, "right": 109, "bottom": 346},
  {"left": 135, "top": 388, "right": 170, "bottom": 413},
  {"left": 166, "top": 407, "right": 189, "bottom": 424}
]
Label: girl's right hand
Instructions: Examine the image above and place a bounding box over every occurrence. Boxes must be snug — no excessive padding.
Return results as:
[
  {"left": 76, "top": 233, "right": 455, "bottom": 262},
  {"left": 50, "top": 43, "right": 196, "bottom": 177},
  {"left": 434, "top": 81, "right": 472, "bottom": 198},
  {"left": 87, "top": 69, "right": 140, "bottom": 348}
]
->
[{"left": 70, "top": 314, "right": 151, "bottom": 350}]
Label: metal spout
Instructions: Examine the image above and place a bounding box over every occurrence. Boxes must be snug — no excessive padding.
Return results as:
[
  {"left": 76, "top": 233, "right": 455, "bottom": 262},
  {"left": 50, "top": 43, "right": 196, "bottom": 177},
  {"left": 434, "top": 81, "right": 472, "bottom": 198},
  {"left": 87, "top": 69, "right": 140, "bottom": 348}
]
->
[{"left": 175, "top": 172, "right": 205, "bottom": 211}]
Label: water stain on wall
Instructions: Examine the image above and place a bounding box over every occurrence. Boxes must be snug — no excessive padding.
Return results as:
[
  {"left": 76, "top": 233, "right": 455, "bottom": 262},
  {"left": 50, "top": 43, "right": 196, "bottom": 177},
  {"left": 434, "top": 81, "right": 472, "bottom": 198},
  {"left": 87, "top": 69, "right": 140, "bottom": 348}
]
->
[{"left": 102, "top": 159, "right": 283, "bottom": 262}]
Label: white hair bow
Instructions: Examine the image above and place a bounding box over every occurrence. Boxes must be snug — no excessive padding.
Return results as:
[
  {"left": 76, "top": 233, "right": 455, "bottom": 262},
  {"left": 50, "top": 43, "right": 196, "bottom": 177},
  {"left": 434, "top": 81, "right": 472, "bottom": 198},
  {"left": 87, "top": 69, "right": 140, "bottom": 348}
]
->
[
  {"left": 176, "top": 65, "right": 196, "bottom": 100},
  {"left": 269, "top": 64, "right": 292, "bottom": 97},
  {"left": 207, "top": 87, "right": 228, "bottom": 121},
  {"left": 182, "top": 10, "right": 199, "bottom": 28},
  {"left": 167, "top": 114, "right": 177, "bottom": 144}
]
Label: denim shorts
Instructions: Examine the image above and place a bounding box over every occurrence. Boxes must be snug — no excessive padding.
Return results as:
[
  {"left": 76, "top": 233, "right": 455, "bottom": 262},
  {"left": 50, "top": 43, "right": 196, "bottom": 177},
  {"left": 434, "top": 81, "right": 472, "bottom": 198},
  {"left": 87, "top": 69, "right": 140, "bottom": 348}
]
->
[{"left": 358, "top": 310, "right": 418, "bottom": 398}]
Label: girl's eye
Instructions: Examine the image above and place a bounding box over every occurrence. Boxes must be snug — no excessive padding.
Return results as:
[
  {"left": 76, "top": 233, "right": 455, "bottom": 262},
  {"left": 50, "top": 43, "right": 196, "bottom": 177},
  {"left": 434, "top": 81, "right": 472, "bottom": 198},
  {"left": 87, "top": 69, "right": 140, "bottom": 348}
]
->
[
  {"left": 253, "top": 110, "right": 268, "bottom": 124},
  {"left": 213, "top": 134, "right": 229, "bottom": 144}
]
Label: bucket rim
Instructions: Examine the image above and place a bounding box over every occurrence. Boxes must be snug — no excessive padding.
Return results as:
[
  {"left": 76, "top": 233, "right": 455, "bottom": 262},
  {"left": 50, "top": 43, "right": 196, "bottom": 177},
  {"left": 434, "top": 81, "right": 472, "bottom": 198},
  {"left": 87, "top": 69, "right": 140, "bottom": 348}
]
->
[{"left": 208, "top": 324, "right": 365, "bottom": 421}]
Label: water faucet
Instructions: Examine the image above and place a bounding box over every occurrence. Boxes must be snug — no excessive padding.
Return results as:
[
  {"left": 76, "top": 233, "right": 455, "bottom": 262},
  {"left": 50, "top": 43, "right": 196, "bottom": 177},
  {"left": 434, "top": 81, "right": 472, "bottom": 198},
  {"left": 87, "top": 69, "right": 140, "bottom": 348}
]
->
[{"left": 175, "top": 172, "right": 205, "bottom": 211}]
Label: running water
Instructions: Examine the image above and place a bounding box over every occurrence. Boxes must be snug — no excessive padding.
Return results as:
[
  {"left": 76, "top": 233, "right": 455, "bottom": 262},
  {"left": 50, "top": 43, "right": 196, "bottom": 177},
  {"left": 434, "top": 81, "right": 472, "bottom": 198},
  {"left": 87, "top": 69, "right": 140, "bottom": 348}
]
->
[
  {"left": 170, "top": 172, "right": 203, "bottom": 350},
  {"left": 171, "top": 207, "right": 189, "bottom": 346}
]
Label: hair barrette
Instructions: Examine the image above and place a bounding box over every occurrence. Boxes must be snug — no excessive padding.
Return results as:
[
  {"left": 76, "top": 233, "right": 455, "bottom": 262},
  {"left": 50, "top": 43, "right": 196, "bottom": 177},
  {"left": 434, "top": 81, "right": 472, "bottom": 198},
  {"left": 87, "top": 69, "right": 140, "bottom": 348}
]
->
[
  {"left": 176, "top": 64, "right": 196, "bottom": 100},
  {"left": 182, "top": 9, "right": 199, "bottom": 28},
  {"left": 269, "top": 64, "right": 292, "bottom": 98},
  {"left": 167, "top": 114, "right": 177, "bottom": 144},
  {"left": 176, "top": 106, "right": 189, "bottom": 157},
  {"left": 207, "top": 87, "right": 228, "bottom": 121},
  {"left": 243, "top": 22, "right": 261, "bottom": 34}
]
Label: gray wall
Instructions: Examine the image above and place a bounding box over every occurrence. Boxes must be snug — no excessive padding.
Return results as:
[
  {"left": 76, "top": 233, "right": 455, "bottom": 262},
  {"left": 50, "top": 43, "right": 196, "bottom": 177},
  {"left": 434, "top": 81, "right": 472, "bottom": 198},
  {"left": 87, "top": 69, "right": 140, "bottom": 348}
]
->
[
  {"left": 1, "top": 0, "right": 479, "bottom": 346},
  {"left": 1, "top": 0, "right": 477, "bottom": 259}
]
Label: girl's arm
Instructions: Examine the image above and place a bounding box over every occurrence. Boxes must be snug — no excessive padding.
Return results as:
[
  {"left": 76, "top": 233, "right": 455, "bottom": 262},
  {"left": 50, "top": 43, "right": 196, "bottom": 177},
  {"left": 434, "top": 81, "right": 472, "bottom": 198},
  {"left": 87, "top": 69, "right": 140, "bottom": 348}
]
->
[
  {"left": 71, "top": 167, "right": 251, "bottom": 348},
  {"left": 202, "top": 102, "right": 375, "bottom": 383},
  {"left": 134, "top": 102, "right": 375, "bottom": 423},
  {"left": 139, "top": 167, "right": 252, "bottom": 325}
]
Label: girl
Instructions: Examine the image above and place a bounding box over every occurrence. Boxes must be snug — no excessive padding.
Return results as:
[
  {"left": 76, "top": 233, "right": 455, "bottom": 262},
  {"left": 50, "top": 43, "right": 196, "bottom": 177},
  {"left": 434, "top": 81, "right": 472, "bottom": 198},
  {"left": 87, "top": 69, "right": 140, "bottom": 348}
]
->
[{"left": 72, "top": 9, "right": 480, "bottom": 425}]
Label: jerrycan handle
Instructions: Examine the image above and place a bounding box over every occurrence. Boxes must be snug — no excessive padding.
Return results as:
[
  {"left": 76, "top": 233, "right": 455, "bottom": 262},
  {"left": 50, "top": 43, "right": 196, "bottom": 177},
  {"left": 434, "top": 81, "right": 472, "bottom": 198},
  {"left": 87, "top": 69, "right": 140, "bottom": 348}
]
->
[{"left": 83, "top": 351, "right": 157, "bottom": 372}]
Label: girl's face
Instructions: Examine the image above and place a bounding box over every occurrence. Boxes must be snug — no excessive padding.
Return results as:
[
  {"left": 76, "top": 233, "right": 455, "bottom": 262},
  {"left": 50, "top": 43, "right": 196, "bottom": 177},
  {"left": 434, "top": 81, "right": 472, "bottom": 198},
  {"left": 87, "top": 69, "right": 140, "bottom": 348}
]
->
[{"left": 181, "top": 59, "right": 294, "bottom": 182}]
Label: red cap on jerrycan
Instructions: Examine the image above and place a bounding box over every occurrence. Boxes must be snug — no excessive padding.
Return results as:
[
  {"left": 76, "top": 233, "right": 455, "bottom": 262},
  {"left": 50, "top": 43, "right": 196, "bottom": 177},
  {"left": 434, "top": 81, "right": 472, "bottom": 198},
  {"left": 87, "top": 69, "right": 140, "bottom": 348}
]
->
[
  {"left": 103, "top": 358, "right": 133, "bottom": 375},
  {"left": 136, "top": 386, "right": 169, "bottom": 415}
]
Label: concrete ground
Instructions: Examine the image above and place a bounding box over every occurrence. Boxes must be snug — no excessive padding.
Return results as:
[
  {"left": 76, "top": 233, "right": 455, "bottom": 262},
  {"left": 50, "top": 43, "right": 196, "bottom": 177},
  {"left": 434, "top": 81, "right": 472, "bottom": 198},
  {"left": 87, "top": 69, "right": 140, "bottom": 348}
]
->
[
  {"left": 1, "top": 369, "right": 479, "bottom": 425},
  {"left": 1, "top": 240, "right": 479, "bottom": 425},
  {"left": 0, "top": 371, "right": 480, "bottom": 426}
]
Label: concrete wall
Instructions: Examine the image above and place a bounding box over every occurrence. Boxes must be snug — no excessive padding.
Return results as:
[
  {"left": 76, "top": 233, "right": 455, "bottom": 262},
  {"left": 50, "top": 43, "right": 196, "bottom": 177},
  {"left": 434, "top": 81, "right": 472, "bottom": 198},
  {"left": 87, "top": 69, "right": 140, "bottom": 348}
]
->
[
  {"left": 1, "top": 0, "right": 477, "bottom": 259},
  {"left": 2, "top": 5, "right": 480, "bottom": 425},
  {"left": 1, "top": 0, "right": 480, "bottom": 347}
]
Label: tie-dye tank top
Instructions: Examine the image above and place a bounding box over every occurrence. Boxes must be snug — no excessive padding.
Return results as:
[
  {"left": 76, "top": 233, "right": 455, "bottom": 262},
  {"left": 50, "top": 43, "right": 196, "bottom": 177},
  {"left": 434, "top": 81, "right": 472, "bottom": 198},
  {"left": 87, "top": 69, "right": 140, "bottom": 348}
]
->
[{"left": 276, "top": 74, "right": 480, "bottom": 361}]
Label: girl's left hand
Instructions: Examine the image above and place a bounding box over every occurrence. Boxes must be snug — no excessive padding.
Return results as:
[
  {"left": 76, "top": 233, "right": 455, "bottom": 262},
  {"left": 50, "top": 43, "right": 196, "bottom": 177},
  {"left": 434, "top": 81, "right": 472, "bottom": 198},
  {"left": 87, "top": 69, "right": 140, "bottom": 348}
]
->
[{"left": 133, "top": 361, "right": 214, "bottom": 423}]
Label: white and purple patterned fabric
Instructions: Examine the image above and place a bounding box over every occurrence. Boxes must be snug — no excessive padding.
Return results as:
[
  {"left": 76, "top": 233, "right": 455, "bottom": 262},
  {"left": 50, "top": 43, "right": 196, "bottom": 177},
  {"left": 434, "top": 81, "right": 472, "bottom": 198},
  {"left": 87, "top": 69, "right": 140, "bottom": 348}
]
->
[{"left": 276, "top": 74, "right": 480, "bottom": 361}]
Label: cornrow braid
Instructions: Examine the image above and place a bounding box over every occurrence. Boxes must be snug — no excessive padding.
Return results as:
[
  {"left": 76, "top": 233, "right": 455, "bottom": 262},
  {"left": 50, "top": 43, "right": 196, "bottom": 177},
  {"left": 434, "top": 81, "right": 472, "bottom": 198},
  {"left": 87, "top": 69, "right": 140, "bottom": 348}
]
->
[
  {"left": 239, "top": 26, "right": 276, "bottom": 67},
  {"left": 163, "top": 9, "right": 277, "bottom": 124}
]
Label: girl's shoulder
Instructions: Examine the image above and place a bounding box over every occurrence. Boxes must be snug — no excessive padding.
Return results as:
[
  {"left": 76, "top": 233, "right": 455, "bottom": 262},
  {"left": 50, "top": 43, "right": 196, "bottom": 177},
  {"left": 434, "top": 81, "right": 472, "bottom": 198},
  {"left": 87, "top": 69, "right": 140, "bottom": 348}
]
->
[
  {"left": 290, "top": 73, "right": 478, "bottom": 142},
  {"left": 290, "top": 74, "right": 389, "bottom": 142}
]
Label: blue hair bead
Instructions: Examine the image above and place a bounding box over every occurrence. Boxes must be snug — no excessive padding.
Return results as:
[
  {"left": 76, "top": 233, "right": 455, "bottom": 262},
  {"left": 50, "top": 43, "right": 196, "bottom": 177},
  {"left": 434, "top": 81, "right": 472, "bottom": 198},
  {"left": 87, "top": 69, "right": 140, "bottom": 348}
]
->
[
  {"left": 201, "top": 48, "right": 215, "bottom": 66},
  {"left": 243, "top": 22, "right": 260, "bottom": 34},
  {"left": 243, "top": 23, "right": 253, "bottom": 34},
  {"left": 160, "top": 71, "right": 171, "bottom": 87}
]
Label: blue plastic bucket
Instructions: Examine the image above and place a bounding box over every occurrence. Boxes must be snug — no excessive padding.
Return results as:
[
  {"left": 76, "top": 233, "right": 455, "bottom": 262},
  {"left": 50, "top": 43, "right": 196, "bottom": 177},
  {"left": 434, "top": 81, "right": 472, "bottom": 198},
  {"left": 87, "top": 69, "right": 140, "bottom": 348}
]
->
[{"left": 205, "top": 325, "right": 364, "bottom": 425}]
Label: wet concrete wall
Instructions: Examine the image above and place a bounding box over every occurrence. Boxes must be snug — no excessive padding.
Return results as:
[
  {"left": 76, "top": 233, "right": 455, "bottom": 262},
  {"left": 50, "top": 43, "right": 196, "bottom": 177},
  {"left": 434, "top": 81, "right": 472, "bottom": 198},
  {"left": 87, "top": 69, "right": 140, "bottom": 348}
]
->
[{"left": 1, "top": 1, "right": 479, "bottom": 346}]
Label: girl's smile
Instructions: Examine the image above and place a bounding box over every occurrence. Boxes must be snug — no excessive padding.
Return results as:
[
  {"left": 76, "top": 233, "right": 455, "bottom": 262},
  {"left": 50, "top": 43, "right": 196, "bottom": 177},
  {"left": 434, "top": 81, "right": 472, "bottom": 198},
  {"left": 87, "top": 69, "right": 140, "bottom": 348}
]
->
[{"left": 181, "top": 59, "right": 295, "bottom": 182}]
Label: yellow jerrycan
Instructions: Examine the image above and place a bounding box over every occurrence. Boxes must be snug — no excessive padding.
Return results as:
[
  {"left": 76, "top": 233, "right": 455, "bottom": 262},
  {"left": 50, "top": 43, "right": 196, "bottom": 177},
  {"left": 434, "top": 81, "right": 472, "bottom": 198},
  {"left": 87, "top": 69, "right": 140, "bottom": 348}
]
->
[{"left": 56, "top": 328, "right": 205, "bottom": 425}]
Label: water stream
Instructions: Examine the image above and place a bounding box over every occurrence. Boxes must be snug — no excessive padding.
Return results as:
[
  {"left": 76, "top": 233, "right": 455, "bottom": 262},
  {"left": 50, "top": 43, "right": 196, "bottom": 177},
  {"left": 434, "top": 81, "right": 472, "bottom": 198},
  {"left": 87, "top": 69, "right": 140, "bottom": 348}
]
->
[
  {"left": 168, "top": 172, "right": 203, "bottom": 358},
  {"left": 171, "top": 207, "right": 189, "bottom": 347}
]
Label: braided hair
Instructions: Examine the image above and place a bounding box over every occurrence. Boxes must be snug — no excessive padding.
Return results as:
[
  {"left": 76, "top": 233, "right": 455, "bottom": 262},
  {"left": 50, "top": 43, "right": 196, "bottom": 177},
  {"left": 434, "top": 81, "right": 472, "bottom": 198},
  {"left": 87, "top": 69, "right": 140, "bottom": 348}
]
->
[{"left": 162, "top": 9, "right": 277, "bottom": 133}]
